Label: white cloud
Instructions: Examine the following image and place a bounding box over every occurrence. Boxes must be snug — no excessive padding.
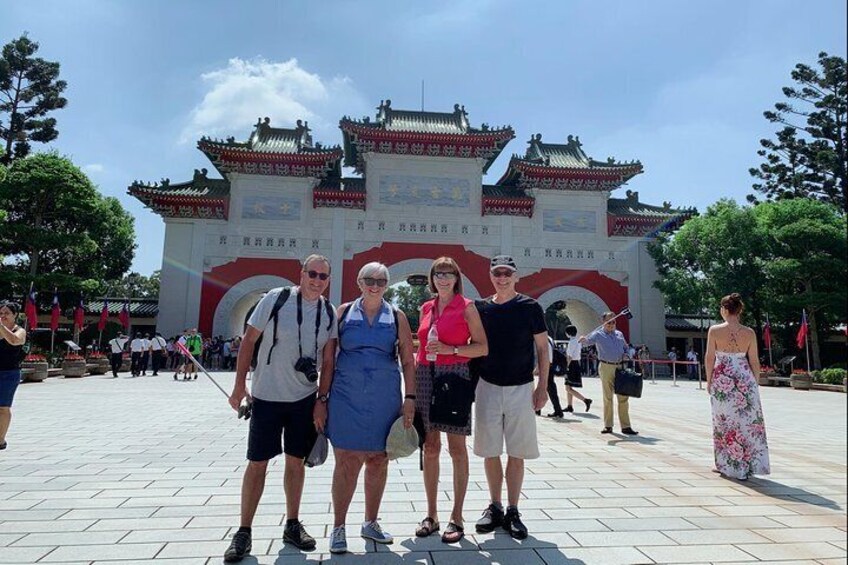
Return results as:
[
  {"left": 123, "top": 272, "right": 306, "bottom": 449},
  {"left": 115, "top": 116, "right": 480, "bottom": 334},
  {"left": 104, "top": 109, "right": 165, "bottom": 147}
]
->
[
  {"left": 83, "top": 163, "right": 104, "bottom": 174},
  {"left": 180, "top": 57, "right": 369, "bottom": 145}
]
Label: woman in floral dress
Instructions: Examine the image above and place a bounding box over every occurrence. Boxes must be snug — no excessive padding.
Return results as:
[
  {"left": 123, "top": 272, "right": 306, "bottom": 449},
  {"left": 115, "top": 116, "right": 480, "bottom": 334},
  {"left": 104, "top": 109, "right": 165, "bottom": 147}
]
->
[{"left": 705, "top": 293, "right": 770, "bottom": 480}]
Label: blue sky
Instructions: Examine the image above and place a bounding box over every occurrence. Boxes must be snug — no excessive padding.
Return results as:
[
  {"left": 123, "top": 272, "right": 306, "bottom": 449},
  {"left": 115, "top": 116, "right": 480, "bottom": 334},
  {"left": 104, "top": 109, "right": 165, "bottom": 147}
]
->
[{"left": 2, "top": 0, "right": 846, "bottom": 275}]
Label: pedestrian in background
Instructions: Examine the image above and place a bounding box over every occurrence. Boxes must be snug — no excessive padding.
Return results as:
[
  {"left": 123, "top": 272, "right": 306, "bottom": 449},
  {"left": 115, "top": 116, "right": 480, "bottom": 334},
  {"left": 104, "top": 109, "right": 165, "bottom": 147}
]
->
[{"left": 0, "top": 300, "right": 27, "bottom": 451}]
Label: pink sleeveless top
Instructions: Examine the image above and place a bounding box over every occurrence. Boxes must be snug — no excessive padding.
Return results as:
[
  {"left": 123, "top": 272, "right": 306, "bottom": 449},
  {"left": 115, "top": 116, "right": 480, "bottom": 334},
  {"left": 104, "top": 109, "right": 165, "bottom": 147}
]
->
[{"left": 416, "top": 294, "right": 473, "bottom": 365}]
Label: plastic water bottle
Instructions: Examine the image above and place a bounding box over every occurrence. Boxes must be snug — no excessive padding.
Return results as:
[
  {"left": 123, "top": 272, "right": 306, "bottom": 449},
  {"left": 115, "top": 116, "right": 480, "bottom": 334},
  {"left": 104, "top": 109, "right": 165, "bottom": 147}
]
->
[{"left": 426, "top": 323, "right": 439, "bottom": 362}]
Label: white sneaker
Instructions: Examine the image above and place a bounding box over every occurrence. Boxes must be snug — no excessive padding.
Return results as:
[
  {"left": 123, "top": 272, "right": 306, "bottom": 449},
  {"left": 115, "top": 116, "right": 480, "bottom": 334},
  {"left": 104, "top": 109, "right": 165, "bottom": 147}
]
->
[
  {"left": 361, "top": 520, "right": 393, "bottom": 544},
  {"left": 329, "top": 525, "right": 347, "bottom": 554}
]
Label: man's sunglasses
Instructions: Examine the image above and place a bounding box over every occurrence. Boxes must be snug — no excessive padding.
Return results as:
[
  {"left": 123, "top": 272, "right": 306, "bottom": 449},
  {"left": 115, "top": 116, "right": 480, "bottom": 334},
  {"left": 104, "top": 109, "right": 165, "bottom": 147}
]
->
[
  {"left": 305, "top": 270, "right": 330, "bottom": 281},
  {"left": 491, "top": 269, "right": 514, "bottom": 278},
  {"left": 362, "top": 277, "right": 388, "bottom": 288}
]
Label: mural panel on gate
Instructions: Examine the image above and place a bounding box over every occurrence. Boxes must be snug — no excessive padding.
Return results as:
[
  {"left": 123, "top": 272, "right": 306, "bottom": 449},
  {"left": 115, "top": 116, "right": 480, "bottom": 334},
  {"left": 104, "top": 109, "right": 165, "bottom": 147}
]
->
[
  {"left": 241, "top": 196, "right": 302, "bottom": 220},
  {"left": 379, "top": 175, "right": 470, "bottom": 207},
  {"left": 542, "top": 210, "right": 597, "bottom": 233}
]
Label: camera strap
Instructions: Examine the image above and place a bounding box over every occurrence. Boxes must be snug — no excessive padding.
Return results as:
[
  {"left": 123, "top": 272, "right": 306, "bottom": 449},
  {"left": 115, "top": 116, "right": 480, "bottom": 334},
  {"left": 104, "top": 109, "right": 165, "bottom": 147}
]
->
[{"left": 296, "top": 291, "right": 322, "bottom": 361}]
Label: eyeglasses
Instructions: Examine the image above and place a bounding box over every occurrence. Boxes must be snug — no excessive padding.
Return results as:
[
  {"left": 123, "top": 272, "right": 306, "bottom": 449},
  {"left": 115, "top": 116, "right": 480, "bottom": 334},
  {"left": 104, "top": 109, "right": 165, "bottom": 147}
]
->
[
  {"left": 491, "top": 269, "right": 514, "bottom": 278},
  {"left": 362, "top": 277, "right": 388, "bottom": 288},
  {"left": 306, "top": 270, "right": 330, "bottom": 281},
  {"left": 433, "top": 272, "right": 457, "bottom": 280}
]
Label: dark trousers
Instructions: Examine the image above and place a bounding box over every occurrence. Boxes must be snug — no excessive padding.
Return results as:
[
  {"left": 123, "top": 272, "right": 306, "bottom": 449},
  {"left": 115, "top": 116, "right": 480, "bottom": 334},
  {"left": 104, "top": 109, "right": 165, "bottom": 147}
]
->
[
  {"left": 141, "top": 352, "right": 150, "bottom": 374},
  {"left": 152, "top": 351, "right": 163, "bottom": 375},
  {"left": 110, "top": 353, "right": 122, "bottom": 377},
  {"left": 130, "top": 352, "right": 141, "bottom": 375},
  {"left": 546, "top": 372, "right": 563, "bottom": 414}
]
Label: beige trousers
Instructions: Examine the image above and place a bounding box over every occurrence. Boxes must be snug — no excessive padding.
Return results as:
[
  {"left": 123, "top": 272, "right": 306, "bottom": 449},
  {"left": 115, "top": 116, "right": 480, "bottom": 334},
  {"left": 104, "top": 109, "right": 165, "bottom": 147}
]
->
[{"left": 599, "top": 363, "right": 631, "bottom": 429}]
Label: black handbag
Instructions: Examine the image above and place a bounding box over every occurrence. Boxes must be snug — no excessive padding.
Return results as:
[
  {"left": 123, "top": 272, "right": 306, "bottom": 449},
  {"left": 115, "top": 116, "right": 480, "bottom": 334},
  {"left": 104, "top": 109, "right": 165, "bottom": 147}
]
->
[
  {"left": 429, "top": 364, "right": 474, "bottom": 428},
  {"left": 614, "top": 366, "right": 643, "bottom": 398}
]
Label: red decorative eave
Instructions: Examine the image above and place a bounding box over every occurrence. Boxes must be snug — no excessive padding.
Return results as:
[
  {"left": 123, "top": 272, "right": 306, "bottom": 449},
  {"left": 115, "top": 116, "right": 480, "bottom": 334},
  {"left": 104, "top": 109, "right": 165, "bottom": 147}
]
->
[
  {"left": 313, "top": 189, "right": 366, "bottom": 211},
  {"left": 482, "top": 196, "right": 535, "bottom": 217},
  {"left": 198, "top": 140, "right": 343, "bottom": 178},
  {"left": 607, "top": 214, "right": 690, "bottom": 237}
]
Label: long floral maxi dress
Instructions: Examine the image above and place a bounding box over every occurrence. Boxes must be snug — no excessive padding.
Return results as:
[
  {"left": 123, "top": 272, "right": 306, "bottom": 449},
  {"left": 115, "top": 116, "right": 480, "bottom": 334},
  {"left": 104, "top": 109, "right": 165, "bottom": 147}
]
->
[{"left": 710, "top": 351, "right": 771, "bottom": 479}]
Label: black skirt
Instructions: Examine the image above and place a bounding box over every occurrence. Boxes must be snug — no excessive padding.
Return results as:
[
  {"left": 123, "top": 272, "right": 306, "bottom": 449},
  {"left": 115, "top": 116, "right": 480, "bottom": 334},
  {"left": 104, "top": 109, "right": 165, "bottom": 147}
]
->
[{"left": 566, "top": 360, "right": 583, "bottom": 388}]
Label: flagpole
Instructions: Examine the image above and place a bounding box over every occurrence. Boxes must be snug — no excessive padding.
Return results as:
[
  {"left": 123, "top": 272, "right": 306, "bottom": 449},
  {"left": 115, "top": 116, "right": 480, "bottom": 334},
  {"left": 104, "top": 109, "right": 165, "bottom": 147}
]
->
[
  {"left": 766, "top": 313, "right": 773, "bottom": 368},
  {"left": 804, "top": 309, "right": 811, "bottom": 372}
]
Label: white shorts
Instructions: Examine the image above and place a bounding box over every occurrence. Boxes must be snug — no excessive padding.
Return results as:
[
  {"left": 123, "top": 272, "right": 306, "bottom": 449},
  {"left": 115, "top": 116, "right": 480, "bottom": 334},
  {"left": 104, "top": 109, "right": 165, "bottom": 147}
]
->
[{"left": 473, "top": 379, "right": 539, "bottom": 460}]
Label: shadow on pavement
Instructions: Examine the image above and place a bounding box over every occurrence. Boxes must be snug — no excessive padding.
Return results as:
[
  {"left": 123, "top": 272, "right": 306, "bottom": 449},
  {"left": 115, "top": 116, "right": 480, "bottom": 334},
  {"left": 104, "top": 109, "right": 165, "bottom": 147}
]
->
[{"left": 729, "top": 476, "right": 843, "bottom": 510}]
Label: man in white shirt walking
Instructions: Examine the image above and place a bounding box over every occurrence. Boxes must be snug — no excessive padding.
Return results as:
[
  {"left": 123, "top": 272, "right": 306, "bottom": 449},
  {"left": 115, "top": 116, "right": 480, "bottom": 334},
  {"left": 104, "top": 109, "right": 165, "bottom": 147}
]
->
[
  {"left": 108, "top": 332, "right": 128, "bottom": 378},
  {"left": 129, "top": 333, "right": 145, "bottom": 377},
  {"left": 151, "top": 332, "right": 167, "bottom": 376}
]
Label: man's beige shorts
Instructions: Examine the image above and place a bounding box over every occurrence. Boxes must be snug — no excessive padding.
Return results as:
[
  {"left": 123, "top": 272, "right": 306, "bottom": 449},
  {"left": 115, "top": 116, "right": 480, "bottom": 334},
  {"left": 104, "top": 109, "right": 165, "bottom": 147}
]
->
[{"left": 473, "top": 379, "right": 540, "bottom": 460}]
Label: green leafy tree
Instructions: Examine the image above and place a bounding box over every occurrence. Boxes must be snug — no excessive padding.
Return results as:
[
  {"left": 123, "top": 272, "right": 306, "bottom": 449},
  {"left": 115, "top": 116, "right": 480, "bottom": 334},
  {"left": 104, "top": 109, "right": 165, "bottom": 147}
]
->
[
  {"left": 108, "top": 270, "right": 160, "bottom": 299},
  {"left": 752, "top": 199, "right": 846, "bottom": 369},
  {"left": 384, "top": 283, "right": 431, "bottom": 332},
  {"left": 749, "top": 52, "right": 847, "bottom": 211},
  {"left": 0, "top": 34, "right": 68, "bottom": 165},
  {"left": 649, "top": 200, "right": 770, "bottom": 332},
  {"left": 0, "top": 152, "right": 136, "bottom": 303}
]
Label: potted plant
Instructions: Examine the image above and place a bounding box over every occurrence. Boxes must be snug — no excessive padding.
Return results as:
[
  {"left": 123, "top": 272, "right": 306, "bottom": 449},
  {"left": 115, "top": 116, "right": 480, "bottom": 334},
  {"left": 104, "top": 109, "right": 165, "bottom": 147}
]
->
[
  {"left": 790, "top": 369, "right": 812, "bottom": 390},
  {"left": 21, "top": 354, "right": 49, "bottom": 382},
  {"left": 62, "top": 353, "right": 88, "bottom": 378},
  {"left": 86, "top": 352, "right": 110, "bottom": 375},
  {"left": 758, "top": 365, "right": 776, "bottom": 386}
]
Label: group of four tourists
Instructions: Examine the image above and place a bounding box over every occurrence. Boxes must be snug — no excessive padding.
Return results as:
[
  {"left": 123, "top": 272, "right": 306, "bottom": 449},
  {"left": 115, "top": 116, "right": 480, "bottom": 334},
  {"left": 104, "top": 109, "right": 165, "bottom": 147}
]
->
[{"left": 223, "top": 253, "right": 551, "bottom": 561}]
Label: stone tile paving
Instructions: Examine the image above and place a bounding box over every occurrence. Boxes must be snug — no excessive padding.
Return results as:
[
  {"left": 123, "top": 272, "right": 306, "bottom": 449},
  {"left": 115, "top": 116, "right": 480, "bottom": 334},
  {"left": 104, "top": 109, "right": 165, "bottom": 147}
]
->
[{"left": 1, "top": 372, "right": 845, "bottom": 564}]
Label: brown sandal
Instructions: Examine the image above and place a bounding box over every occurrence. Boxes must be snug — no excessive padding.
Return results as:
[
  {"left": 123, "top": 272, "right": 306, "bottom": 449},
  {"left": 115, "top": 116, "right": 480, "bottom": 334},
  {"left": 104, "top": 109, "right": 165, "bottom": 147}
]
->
[
  {"left": 415, "top": 517, "right": 440, "bottom": 537},
  {"left": 441, "top": 521, "right": 465, "bottom": 543}
]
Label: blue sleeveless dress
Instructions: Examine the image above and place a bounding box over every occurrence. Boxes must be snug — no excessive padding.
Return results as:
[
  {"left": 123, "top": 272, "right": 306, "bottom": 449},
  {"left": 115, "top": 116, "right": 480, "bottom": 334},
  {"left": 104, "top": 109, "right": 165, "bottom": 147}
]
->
[{"left": 326, "top": 299, "right": 401, "bottom": 452}]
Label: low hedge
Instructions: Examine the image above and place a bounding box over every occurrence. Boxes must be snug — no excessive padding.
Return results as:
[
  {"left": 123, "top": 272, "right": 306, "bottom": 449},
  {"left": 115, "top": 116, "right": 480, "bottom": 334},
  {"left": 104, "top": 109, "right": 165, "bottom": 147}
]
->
[{"left": 811, "top": 368, "right": 847, "bottom": 385}]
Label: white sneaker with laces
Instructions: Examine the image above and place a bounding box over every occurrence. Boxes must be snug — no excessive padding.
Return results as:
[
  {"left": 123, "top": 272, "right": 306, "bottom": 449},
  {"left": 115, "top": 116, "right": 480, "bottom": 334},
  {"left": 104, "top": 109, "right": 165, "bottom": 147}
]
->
[
  {"left": 329, "top": 525, "right": 347, "bottom": 554},
  {"left": 361, "top": 520, "right": 393, "bottom": 544}
]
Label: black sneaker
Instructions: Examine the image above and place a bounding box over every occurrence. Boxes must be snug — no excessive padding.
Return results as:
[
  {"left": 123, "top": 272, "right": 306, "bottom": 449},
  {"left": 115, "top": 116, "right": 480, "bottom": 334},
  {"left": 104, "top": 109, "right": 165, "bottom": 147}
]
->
[
  {"left": 475, "top": 502, "right": 504, "bottom": 533},
  {"left": 503, "top": 506, "right": 528, "bottom": 540},
  {"left": 283, "top": 520, "right": 316, "bottom": 550},
  {"left": 224, "top": 530, "right": 251, "bottom": 562},
  {"left": 621, "top": 427, "right": 639, "bottom": 436},
  {"left": 564, "top": 405, "right": 574, "bottom": 413}
]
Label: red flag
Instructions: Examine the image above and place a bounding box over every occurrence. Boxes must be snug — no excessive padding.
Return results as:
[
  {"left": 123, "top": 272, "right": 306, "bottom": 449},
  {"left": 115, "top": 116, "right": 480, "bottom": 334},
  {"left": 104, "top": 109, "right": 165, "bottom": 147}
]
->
[
  {"left": 763, "top": 317, "right": 772, "bottom": 350},
  {"left": 50, "top": 290, "right": 61, "bottom": 332},
  {"left": 74, "top": 296, "right": 85, "bottom": 331},
  {"left": 24, "top": 284, "right": 38, "bottom": 331},
  {"left": 796, "top": 310, "right": 809, "bottom": 350},
  {"left": 118, "top": 300, "right": 130, "bottom": 330},
  {"left": 98, "top": 299, "right": 109, "bottom": 332}
]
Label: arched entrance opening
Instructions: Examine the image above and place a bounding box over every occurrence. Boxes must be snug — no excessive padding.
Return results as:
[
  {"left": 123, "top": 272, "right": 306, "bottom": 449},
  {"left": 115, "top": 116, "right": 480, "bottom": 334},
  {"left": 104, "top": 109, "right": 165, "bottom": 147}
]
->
[
  {"left": 536, "top": 286, "right": 612, "bottom": 339},
  {"left": 212, "top": 275, "right": 294, "bottom": 338}
]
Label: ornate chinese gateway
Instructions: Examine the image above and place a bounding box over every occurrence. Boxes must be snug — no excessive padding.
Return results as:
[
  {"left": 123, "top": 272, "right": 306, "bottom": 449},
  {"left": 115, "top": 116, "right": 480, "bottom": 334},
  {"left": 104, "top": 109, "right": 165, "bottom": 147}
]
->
[{"left": 130, "top": 100, "right": 693, "bottom": 352}]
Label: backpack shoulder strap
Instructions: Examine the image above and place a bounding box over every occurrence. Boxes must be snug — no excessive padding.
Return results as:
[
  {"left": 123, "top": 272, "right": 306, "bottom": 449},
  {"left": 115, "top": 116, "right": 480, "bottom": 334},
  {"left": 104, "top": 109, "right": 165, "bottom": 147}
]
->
[
  {"left": 322, "top": 297, "right": 335, "bottom": 331},
  {"left": 392, "top": 305, "right": 400, "bottom": 360},
  {"left": 264, "top": 287, "right": 292, "bottom": 365}
]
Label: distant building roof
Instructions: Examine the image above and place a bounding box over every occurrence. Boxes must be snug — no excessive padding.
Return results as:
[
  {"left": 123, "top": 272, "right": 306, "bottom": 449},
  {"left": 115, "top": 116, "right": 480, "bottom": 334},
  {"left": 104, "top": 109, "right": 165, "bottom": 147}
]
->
[
  {"left": 607, "top": 190, "right": 697, "bottom": 237},
  {"left": 665, "top": 314, "right": 719, "bottom": 332},
  {"left": 128, "top": 168, "right": 230, "bottom": 220},
  {"left": 85, "top": 298, "right": 159, "bottom": 318}
]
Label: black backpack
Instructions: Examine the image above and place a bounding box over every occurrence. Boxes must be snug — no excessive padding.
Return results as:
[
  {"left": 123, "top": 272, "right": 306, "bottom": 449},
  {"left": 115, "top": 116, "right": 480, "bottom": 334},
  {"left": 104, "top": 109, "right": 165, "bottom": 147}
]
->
[
  {"left": 250, "top": 287, "right": 334, "bottom": 369},
  {"left": 551, "top": 345, "right": 568, "bottom": 377}
]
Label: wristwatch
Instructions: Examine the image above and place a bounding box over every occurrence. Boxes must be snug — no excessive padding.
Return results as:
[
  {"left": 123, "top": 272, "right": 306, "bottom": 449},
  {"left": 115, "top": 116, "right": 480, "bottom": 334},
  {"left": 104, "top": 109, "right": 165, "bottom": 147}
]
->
[
  {"left": 453, "top": 346, "right": 459, "bottom": 355},
  {"left": 317, "top": 393, "right": 329, "bottom": 403}
]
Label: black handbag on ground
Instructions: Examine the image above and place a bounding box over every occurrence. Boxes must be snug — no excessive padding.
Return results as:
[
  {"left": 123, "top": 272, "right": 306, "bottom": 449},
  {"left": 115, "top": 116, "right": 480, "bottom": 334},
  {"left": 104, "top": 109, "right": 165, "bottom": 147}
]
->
[
  {"left": 614, "top": 366, "right": 643, "bottom": 398},
  {"left": 429, "top": 364, "right": 474, "bottom": 428}
]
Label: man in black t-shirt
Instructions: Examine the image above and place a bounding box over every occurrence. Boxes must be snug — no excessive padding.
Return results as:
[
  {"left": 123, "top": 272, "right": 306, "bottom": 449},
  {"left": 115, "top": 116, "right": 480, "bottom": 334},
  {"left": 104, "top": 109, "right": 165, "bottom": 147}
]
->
[{"left": 473, "top": 255, "right": 549, "bottom": 541}]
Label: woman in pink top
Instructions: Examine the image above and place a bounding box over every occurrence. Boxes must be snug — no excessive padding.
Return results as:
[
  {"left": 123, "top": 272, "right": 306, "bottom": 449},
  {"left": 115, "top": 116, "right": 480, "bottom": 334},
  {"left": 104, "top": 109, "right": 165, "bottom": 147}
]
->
[{"left": 414, "top": 257, "right": 488, "bottom": 543}]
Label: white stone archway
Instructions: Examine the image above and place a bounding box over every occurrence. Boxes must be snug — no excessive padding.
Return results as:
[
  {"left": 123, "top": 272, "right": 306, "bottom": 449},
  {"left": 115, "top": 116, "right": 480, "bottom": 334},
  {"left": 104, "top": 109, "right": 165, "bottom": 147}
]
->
[
  {"left": 384, "top": 258, "right": 482, "bottom": 300},
  {"left": 536, "top": 286, "right": 612, "bottom": 338},
  {"left": 212, "top": 275, "right": 295, "bottom": 339}
]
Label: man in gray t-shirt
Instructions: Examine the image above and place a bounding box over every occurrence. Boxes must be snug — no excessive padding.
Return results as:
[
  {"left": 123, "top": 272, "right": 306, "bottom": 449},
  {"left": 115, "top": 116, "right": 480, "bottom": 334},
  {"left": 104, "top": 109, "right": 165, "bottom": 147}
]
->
[{"left": 224, "top": 255, "right": 337, "bottom": 560}]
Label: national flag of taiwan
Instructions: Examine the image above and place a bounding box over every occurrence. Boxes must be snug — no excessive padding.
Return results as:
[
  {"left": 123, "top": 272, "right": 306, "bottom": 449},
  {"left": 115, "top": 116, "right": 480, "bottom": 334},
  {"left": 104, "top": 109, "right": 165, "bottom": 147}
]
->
[
  {"left": 796, "top": 310, "right": 809, "bottom": 350},
  {"left": 763, "top": 316, "right": 772, "bottom": 350},
  {"left": 118, "top": 299, "right": 130, "bottom": 330},
  {"left": 74, "top": 296, "right": 85, "bottom": 331},
  {"left": 50, "top": 290, "right": 61, "bottom": 332},
  {"left": 24, "top": 284, "right": 38, "bottom": 330},
  {"left": 98, "top": 299, "right": 109, "bottom": 331}
]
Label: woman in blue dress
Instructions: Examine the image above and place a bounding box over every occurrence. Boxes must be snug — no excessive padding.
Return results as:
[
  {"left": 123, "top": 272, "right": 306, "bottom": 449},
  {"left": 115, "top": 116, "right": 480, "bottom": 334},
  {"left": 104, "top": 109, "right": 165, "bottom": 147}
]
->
[{"left": 321, "top": 262, "right": 416, "bottom": 554}]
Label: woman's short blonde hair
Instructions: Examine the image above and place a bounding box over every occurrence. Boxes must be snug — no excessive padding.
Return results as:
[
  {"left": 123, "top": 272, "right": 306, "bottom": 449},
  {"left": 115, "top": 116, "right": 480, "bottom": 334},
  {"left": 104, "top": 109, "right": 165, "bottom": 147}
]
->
[
  {"left": 357, "top": 262, "right": 390, "bottom": 282},
  {"left": 428, "top": 256, "right": 464, "bottom": 295}
]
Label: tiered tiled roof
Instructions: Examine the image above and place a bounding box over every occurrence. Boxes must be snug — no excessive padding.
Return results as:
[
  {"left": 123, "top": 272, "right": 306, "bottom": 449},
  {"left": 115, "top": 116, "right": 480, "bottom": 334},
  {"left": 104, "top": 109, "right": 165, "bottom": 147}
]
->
[
  {"left": 498, "top": 134, "right": 643, "bottom": 191},
  {"left": 313, "top": 177, "right": 367, "bottom": 210},
  {"left": 198, "top": 118, "right": 343, "bottom": 178},
  {"left": 84, "top": 298, "right": 159, "bottom": 318},
  {"left": 481, "top": 185, "right": 534, "bottom": 217},
  {"left": 340, "top": 100, "right": 515, "bottom": 174},
  {"left": 607, "top": 190, "right": 696, "bottom": 237},
  {"left": 128, "top": 168, "right": 230, "bottom": 220}
]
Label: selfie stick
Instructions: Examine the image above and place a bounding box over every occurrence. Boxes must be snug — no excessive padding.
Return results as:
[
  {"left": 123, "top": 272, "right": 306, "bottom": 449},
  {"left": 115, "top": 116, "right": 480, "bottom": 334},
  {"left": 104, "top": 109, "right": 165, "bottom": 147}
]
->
[
  {"left": 585, "top": 307, "right": 633, "bottom": 336},
  {"left": 175, "top": 342, "right": 228, "bottom": 397}
]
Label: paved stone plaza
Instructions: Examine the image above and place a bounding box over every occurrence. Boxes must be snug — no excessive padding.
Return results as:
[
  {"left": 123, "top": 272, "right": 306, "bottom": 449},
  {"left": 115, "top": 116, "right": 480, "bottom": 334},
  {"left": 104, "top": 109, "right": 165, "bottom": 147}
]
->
[{"left": 1, "top": 372, "right": 845, "bottom": 565}]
